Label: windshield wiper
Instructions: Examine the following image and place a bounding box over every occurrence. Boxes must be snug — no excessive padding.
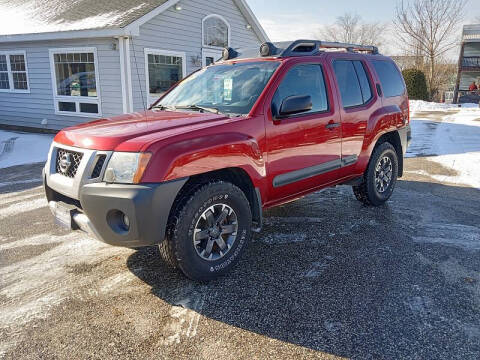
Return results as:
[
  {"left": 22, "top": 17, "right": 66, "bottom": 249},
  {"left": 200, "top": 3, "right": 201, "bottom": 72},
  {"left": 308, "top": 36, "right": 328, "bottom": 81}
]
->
[
  {"left": 152, "top": 104, "right": 177, "bottom": 111},
  {"left": 175, "top": 104, "right": 220, "bottom": 114}
]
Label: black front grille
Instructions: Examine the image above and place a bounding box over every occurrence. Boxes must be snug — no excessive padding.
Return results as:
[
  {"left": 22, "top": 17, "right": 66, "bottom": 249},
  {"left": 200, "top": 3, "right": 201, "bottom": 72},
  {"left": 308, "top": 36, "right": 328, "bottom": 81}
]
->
[
  {"left": 90, "top": 155, "right": 106, "bottom": 178},
  {"left": 56, "top": 148, "right": 83, "bottom": 178}
]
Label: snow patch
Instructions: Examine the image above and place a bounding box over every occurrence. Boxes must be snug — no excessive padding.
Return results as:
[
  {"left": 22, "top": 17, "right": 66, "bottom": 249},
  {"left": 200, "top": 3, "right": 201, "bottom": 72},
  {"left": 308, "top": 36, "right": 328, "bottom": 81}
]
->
[
  {"left": 0, "top": 186, "right": 42, "bottom": 201},
  {"left": 410, "top": 100, "right": 479, "bottom": 113},
  {"left": 0, "top": 131, "right": 53, "bottom": 168},
  {"left": 261, "top": 233, "right": 308, "bottom": 245},
  {"left": 0, "top": 191, "right": 43, "bottom": 207},
  {"left": 0, "top": 231, "right": 128, "bottom": 355},
  {"left": 0, "top": 2, "right": 148, "bottom": 35},
  {"left": 408, "top": 102, "right": 480, "bottom": 189},
  {"left": 413, "top": 223, "right": 480, "bottom": 251},
  {"left": 98, "top": 272, "right": 136, "bottom": 294},
  {"left": 0, "top": 178, "right": 43, "bottom": 188},
  {"left": 304, "top": 256, "right": 334, "bottom": 278},
  {"left": 0, "top": 197, "right": 47, "bottom": 219},
  {"left": 160, "top": 286, "right": 206, "bottom": 346}
]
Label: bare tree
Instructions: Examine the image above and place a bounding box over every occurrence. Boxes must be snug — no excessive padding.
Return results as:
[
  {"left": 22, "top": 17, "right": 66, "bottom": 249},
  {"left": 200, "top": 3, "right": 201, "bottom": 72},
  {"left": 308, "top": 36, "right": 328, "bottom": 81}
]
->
[
  {"left": 318, "top": 13, "right": 388, "bottom": 48},
  {"left": 394, "top": 0, "right": 467, "bottom": 98}
]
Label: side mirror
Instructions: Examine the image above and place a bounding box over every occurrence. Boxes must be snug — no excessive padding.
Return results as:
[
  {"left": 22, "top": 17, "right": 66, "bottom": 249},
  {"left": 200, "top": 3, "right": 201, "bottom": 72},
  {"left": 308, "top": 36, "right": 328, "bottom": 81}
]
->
[{"left": 278, "top": 95, "right": 312, "bottom": 118}]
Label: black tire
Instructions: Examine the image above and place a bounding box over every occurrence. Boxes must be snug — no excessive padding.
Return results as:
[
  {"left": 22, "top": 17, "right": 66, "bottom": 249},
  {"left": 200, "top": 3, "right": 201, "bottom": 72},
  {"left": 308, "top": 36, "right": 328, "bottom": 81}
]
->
[
  {"left": 158, "top": 235, "right": 178, "bottom": 268},
  {"left": 160, "top": 181, "right": 252, "bottom": 282},
  {"left": 353, "top": 142, "right": 399, "bottom": 206}
]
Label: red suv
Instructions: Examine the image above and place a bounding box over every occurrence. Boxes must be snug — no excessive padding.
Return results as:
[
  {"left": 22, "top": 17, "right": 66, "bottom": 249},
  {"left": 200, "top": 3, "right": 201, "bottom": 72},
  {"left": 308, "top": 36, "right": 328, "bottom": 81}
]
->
[{"left": 44, "top": 40, "right": 411, "bottom": 281}]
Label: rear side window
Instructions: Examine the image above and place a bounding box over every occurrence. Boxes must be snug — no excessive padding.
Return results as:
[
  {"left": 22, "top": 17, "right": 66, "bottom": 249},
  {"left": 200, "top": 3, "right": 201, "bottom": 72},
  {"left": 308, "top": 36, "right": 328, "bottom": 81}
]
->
[
  {"left": 353, "top": 61, "right": 372, "bottom": 103},
  {"left": 333, "top": 61, "right": 363, "bottom": 108},
  {"left": 333, "top": 60, "right": 372, "bottom": 108},
  {"left": 372, "top": 60, "right": 405, "bottom": 97},
  {"left": 272, "top": 64, "right": 328, "bottom": 116}
]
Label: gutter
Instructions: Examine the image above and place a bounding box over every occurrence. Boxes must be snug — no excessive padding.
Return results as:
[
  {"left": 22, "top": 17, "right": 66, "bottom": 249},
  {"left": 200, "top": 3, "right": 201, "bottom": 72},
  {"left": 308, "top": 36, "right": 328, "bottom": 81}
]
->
[{"left": 0, "top": 28, "right": 138, "bottom": 43}]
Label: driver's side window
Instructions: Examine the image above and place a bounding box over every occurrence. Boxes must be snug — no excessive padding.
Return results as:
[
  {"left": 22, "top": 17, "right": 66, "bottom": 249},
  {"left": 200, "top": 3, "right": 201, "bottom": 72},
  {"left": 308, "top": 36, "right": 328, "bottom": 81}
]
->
[{"left": 272, "top": 64, "right": 328, "bottom": 117}]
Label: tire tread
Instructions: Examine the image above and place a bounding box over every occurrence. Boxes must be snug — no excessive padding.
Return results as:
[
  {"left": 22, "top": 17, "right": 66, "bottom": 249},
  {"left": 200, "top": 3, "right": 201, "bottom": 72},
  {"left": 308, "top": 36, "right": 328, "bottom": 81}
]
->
[
  {"left": 353, "top": 142, "right": 398, "bottom": 206},
  {"left": 160, "top": 180, "right": 251, "bottom": 281}
]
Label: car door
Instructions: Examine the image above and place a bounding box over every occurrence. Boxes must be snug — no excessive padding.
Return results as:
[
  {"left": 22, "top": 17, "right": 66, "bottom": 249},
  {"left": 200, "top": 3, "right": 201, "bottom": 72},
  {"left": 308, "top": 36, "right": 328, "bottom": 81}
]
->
[
  {"left": 264, "top": 60, "right": 342, "bottom": 204},
  {"left": 328, "top": 55, "right": 378, "bottom": 178}
]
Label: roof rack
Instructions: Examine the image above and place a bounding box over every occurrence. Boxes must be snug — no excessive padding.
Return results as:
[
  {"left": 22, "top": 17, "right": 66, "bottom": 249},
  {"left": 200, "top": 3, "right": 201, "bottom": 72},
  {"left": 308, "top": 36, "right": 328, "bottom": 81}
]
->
[{"left": 221, "top": 39, "right": 379, "bottom": 61}]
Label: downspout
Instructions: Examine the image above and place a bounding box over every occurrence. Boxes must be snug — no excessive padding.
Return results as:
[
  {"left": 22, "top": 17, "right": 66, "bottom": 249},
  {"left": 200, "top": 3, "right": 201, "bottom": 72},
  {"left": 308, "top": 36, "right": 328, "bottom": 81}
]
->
[
  {"left": 118, "top": 37, "right": 128, "bottom": 114},
  {"left": 125, "top": 37, "right": 134, "bottom": 112},
  {"left": 117, "top": 36, "right": 134, "bottom": 113}
]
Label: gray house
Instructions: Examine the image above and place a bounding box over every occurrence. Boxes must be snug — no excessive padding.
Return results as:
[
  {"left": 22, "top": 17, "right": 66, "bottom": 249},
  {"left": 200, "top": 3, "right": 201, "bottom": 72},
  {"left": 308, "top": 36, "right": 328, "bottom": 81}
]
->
[{"left": 0, "top": 0, "right": 268, "bottom": 131}]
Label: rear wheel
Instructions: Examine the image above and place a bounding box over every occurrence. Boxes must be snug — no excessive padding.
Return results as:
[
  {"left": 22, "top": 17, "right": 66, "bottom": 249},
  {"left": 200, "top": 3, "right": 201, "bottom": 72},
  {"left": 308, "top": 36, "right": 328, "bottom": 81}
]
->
[
  {"left": 160, "top": 181, "right": 252, "bottom": 281},
  {"left": 353, "top": 142, "right": 399, "bottom": 206}
]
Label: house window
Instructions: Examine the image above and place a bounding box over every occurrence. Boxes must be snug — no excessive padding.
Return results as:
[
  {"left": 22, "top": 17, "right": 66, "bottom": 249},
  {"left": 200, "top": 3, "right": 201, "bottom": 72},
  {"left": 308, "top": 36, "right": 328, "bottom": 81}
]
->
[
  {"left": 0, "top": 51, "right": 30, "bottom": 93},
  {"left": 203, "top": 15, "right": 230, "bottom": 48},
  {"left": 145, "top": 49, "right": 186, "bottom": 106},
  {"left": 49, "top": 48, "right": 101, "bottom": 117}
]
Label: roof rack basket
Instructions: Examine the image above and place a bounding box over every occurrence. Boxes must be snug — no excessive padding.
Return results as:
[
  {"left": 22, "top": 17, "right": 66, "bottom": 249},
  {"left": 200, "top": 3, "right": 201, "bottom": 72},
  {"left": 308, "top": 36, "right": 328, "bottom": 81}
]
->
[
  {"left": 221, "top": 39, "right": 379, "bottom": 61},
  {"left": 279, "top": 40, "right": 379, "bottom": 57}
]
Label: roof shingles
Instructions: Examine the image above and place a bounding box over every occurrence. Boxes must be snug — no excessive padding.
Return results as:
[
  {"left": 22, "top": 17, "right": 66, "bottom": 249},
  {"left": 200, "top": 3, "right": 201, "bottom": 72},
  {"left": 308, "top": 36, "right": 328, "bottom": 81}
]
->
[{"left": 0, "top": 0, "right": 169, "bottom": 35}]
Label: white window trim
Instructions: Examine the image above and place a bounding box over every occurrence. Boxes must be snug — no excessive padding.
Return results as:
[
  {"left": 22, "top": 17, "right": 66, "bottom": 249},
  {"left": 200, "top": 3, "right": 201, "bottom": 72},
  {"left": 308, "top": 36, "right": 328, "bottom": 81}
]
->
[
  {"left": 49, "top": 47, "right": 102, "bottom": 118},
  {"left": 144, "top": 48, "right": 187, "bottom": 107},
  {"left": 202, "top": 48, "right": 223, "bottom": 67},
  {"left": 202, "top": 14, "right": 231, "bottom": 50},
  {"left": 0, "top": 50, "right": 30, "bottom": 94}
]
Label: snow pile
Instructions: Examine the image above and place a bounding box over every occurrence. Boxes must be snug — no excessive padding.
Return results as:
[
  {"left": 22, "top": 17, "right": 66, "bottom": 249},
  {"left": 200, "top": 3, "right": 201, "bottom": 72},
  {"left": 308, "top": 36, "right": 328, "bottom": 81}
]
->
[
  {"left": 0, "top": 131, "right": 53, "bottom": 169},
  {"left": 409, "top": 100, "right": 479, "bottom": 113},
  {"left": 408, "top": 101, "right": 480, "bottom": 189}
]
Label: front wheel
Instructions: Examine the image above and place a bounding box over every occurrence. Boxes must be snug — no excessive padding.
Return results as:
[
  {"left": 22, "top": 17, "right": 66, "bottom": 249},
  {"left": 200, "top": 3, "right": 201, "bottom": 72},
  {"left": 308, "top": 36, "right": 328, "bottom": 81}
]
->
[
  {"left": 160, "top": 181, "right": 252, "bottom": 282},
  {"left": 353, "top": 142, "right": 399, "bottom": 206}
]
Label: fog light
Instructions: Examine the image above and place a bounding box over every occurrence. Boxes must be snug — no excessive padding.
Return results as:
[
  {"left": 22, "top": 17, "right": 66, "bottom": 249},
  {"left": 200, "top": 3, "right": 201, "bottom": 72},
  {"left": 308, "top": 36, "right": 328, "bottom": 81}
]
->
[{"left": 106, "top": 210, "right": 131, "bottom": 234}]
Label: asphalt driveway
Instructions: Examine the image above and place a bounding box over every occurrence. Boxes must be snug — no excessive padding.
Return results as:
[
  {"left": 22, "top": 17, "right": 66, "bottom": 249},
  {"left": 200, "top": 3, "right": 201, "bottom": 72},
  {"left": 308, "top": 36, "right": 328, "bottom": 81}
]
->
[{"left": 1, "top": 115, "right": 480, "bottom": 359}]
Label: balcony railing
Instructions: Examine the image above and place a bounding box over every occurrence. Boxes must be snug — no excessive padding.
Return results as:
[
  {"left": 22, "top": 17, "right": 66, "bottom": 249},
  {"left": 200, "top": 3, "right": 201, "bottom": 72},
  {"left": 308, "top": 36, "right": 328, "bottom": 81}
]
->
[{"left": 462, "top": 56, "right": 480, "bottom": 69}]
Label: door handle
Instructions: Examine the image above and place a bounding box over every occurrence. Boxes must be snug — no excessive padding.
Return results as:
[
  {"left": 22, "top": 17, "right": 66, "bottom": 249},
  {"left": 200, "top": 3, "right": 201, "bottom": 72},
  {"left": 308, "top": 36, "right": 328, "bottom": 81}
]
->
[{"left": 326, "top": 122, "right": 340, "bottom": 130}]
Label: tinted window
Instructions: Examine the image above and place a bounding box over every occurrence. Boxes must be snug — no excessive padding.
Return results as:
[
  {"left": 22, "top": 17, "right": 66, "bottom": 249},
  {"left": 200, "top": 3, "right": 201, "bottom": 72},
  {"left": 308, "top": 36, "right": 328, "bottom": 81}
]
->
[
  {"left": 353, "top": 61, "right": 372, "bottom": 103},
  {"left": 272, "top": 64, "right": 328, "bottom": 116},
  {"left": 372, "top": 60, "right": 405, "bottom": 97},
  {"left": 333, "top": 60, "right": 363, "bottom": 108}
]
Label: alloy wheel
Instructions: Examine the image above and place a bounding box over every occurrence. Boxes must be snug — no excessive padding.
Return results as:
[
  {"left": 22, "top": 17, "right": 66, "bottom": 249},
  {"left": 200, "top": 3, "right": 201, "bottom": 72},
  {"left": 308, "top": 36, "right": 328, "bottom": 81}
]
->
[
  {"left": 375, "top": 156, "right": 393, "bottom": 193},
  {"left": 193, "top": 203, "right": 239, "bottom": 261}
]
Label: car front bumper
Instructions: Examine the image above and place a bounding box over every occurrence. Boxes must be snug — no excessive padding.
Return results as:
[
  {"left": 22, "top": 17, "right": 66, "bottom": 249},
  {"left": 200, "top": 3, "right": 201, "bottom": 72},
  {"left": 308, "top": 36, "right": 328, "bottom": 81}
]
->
[{"left": 44, "top": 175, "right": 187, "bottom": 248}]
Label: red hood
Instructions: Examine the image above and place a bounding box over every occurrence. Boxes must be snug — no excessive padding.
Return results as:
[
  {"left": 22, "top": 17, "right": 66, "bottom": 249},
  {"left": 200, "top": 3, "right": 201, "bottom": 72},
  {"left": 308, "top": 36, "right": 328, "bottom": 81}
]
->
[{"left": 54, "top": 110, "right": 232, "bottom": 151}]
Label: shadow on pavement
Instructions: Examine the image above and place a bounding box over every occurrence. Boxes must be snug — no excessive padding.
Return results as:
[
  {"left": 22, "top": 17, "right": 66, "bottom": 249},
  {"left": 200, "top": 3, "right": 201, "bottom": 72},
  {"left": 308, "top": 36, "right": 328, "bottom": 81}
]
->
[
  {"left": 0, "top": 162, "right": 44, "bottom": 194},
  {"left": 127, "top": 180, "right": 480, "bottom": 358}
]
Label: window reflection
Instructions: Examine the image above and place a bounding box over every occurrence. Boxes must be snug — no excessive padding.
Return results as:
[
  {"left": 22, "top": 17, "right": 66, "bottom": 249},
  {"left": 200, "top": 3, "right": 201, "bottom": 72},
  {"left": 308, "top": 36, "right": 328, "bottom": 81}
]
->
[{"left": 157, "top": 61, "right": 280, "bottom": 115}]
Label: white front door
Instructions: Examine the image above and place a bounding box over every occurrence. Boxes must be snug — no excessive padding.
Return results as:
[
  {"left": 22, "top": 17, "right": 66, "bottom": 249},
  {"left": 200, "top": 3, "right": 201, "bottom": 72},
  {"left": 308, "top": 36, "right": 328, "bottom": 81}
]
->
[{"left": 202, "top": 49, "right": 223, "bottom": 67}]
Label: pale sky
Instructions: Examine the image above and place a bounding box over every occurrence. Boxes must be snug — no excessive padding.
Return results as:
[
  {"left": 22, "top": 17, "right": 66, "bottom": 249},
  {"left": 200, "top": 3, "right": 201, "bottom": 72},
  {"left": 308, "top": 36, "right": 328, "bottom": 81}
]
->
[{"left": 246, "top": 0, "right": 480, "bottom": 57}]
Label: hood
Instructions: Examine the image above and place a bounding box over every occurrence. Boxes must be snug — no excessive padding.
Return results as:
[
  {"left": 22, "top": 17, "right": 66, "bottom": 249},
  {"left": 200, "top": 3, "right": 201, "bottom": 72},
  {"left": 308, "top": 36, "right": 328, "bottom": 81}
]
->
[{"left": 54, "top": 110, "right": 232, "bottom": 151}]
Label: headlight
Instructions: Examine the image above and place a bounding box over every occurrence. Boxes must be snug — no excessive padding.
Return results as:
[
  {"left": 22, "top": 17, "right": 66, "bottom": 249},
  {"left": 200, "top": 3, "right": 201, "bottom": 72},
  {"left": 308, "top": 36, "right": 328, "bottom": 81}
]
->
[{"left": 103, "top": 152, "right": 152, "bottom": 184}]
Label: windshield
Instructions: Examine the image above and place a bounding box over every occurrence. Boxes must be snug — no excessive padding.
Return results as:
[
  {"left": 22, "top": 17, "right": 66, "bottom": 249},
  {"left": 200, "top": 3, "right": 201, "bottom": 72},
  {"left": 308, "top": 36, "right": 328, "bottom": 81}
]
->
[{"left": 154, "top": 61, "right": 280, "bottom": 116}]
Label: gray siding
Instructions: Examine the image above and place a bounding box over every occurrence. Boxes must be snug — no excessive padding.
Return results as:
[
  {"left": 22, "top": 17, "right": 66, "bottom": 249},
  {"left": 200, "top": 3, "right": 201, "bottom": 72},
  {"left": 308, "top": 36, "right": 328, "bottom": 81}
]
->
[
  {"left": 130, "top": 0, "right": 262, "bottom": 111},
  {"left": 0, "top": 38, "right": 122, "bottom": 130}
]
